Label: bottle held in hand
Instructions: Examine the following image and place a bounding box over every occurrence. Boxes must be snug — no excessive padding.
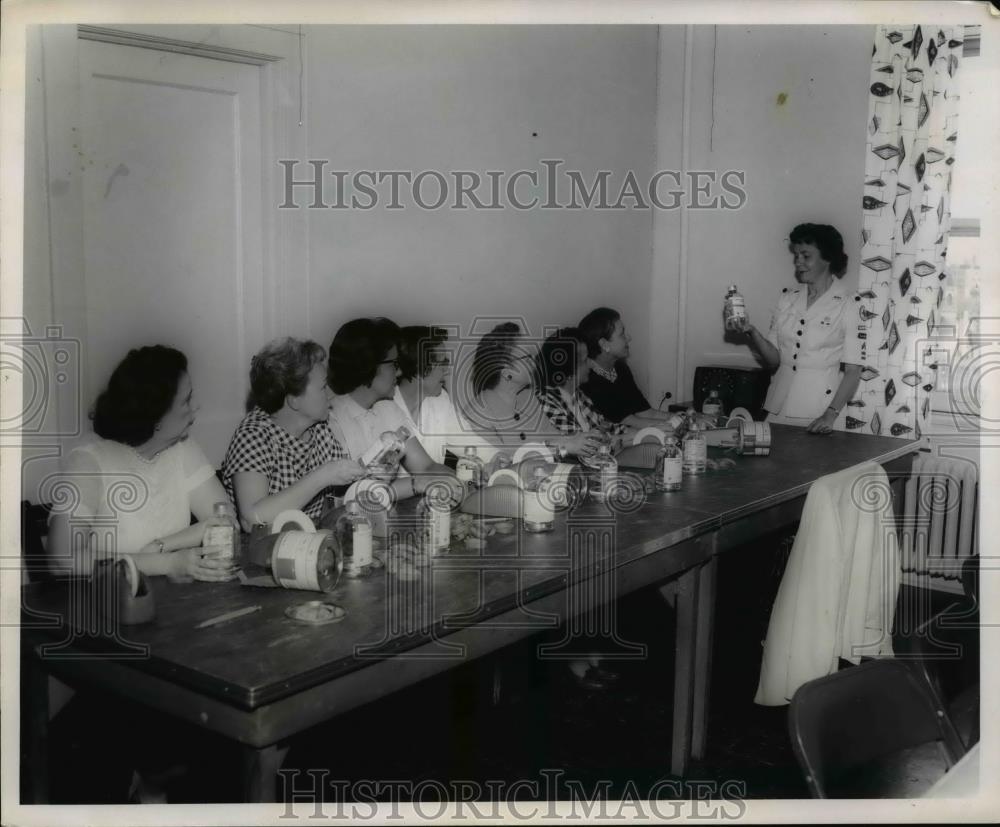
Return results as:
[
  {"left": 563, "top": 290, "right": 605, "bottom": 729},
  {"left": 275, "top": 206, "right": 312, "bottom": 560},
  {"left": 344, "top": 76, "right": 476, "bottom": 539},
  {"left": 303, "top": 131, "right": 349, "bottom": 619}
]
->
[
  {"left": 203, "top": 501, "right": 236, "bottom": 561},
  {"left": 361, "top": 427, "right": 410, "bottom": 475},
  {"left": 724, "top": 284, "right": 748, "bottom": 332},
  {"left": 655, "top": 436, "right": 684, "bottom": 492}
]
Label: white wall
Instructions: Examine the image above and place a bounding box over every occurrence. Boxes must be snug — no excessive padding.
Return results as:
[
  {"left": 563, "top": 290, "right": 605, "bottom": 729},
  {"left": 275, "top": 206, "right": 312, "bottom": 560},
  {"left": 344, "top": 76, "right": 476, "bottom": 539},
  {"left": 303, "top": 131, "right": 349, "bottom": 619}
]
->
[
  {"left": 649, "top": 25, "right": 874, "bottom": 401},
  {"left": 302, "top": 25, "right": 659, "bottom": 386}
]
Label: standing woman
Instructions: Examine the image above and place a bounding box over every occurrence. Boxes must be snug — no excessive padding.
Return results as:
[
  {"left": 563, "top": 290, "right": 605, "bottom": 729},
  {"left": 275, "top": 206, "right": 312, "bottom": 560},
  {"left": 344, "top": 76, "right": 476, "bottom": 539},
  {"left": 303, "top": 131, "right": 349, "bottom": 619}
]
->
[{"left": 737, "top": 223, "right": 864, "bottom": 433}]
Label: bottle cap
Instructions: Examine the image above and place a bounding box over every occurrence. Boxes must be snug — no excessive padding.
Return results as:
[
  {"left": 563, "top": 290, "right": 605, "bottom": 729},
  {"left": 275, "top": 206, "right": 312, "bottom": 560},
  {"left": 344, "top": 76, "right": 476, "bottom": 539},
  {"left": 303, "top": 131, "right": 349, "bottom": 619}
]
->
[{"left": 464, "top": 445, "right": 477, "bottom": 456}]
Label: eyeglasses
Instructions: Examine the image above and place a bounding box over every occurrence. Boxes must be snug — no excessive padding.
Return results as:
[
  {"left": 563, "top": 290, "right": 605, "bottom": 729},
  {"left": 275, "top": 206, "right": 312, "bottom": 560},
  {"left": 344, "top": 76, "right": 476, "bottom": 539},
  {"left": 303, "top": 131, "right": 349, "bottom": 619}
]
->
[{"left": 378, "top": 358, "right": 399, "bottom": 369}]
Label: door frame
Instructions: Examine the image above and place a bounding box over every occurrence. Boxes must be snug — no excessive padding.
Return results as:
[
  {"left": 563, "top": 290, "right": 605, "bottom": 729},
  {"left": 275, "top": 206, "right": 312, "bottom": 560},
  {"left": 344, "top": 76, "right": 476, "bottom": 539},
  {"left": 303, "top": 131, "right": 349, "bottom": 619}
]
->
[{"left": 32, "top": 23, "right": 309, "bottom": 439}]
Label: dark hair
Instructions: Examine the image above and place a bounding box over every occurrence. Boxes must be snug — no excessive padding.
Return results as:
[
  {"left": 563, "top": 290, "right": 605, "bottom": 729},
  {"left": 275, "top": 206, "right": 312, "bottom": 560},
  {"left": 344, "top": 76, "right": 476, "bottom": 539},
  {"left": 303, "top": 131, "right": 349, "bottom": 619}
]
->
[
  {"left": 536, "top": 327, "right": 584, "bottom": 390},
  {"left": 577, "top": 307, "right": 621, "bottom": 359},
  {"left": 91, "top": 346, "right": 188, "bottom": 446},
  {"left": 472, "top": 322, "right": 521, "bottom": 395},
  {"left": 328, "top": 317, "right": 400, "bottom": 394},
  {"left": 788, "top": 223, "right": 848, "bottom": 277},
  {"left": 398, "top": 326, "right": 448, "bottom": 382},
  {"left": 249, "top": 338, "right": 326, "bottom": 414}
]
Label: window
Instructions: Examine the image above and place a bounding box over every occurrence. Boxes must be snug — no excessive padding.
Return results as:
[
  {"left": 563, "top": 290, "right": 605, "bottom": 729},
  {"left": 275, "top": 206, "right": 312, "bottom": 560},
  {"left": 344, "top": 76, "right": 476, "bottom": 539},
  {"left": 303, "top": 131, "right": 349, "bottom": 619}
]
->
[{"left": 930, "top": 25, "right": 985, "bottom": 417}]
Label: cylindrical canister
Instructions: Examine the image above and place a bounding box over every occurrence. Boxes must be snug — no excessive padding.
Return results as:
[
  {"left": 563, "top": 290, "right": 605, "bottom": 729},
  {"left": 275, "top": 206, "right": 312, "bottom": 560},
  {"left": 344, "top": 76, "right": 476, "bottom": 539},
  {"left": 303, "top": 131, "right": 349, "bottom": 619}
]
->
[{"left": 269, "top": 530, "right": 341, "bottom": 592}]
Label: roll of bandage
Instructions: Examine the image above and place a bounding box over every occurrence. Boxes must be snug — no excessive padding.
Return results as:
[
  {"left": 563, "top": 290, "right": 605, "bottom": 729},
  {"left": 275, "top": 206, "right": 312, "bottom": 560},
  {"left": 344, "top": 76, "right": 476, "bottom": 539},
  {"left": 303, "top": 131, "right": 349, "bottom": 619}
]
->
[
  {"left": 737, "top": 421, "right": 771, "bottom": 456},
  {"left": 271, "top": 509, "right": 316, "bottom": 534},
  {"left": 632, "top": 427, "right": 667, "bottom": 446}
]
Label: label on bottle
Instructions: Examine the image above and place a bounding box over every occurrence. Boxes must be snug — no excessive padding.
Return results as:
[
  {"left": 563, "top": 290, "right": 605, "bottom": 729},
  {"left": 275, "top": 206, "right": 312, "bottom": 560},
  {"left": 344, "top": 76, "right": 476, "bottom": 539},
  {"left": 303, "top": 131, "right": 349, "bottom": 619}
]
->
[
  {"left": 428, "top": 508, "right": 450, "bottom": 549},
  {"left": 353, "top": 523, "right": 373, "bottom": 567},
  {"left": 523, "top": 491, "right": 554, "bottom": 526},
  {"left": 456, "top": 464, "right": 475, "bottom": 484},
  {"left": 203, "top": 525, "right": 235, "bottom": 560},
  {"left": 702, "top": 401, "right": 721, "bottom": 417},
  {"left": 662, "top": 456, "right": 683, "bottom": 486},
  {"left": 271, "top": 532, "right": 322, "bottom": 591},
  {"left": 683, "top": 439, "right": 707, "bottom": 467},
  {"left": 724, "top": 295, "right": 747, "bottom": 329},
  {"left": 600, "top": 465, "right": 616, "bottom": 499}
]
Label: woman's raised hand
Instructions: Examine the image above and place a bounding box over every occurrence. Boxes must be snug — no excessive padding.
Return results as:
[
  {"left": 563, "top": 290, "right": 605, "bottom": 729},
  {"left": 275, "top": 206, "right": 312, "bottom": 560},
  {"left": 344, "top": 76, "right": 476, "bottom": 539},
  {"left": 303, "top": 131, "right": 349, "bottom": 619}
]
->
[{"left": 324, "top": 459, "right": 366, "bottom": 487}]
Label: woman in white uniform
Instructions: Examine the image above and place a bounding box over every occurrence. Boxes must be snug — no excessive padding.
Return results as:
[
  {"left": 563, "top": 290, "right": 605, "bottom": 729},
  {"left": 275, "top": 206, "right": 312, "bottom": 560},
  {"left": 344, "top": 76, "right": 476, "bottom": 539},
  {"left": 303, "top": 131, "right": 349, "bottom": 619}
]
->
[{"left": 738, "top": 223, "right": 864, "bottom": 433}]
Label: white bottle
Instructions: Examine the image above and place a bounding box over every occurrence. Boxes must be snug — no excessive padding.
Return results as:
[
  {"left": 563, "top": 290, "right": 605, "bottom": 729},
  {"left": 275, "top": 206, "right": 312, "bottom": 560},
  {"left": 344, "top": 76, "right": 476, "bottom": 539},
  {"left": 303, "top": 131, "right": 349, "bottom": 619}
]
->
[
  {"left": 724, "top": 284, "right": 748, "bottom": 331},
  {"left": 203, "top": 501, "right": 236, "bottom": 561},
  {"left": 682, "top": 420, "right": 707, "bottom": 475},
  {"left": 418, "top": 490, "right": 451, "bottom": 551},
  {"left": 334, "top": 501, "right": 373, "bottom": 577},
  {"left": 702, "top": 389, "right": 723, "bottom": 419},
  {"left": 589, "top": 444, "right": 618, "bottom": 501},
  {"left": 655, "top": 437, "right": 683, "bottom": 492},
  {"left": 523, "top": 467, "right": 555, "bottom": 533},
  {"left": 455, "top": 445, "right": 484, "bottom": 487},
  {"left": 360, "top": 426, "right": 410, "bottom": 473}
]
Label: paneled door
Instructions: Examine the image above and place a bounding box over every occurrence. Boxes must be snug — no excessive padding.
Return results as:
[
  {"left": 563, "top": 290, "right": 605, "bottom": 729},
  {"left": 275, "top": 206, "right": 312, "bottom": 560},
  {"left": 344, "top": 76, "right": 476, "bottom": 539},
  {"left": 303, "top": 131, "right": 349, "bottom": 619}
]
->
[{"left": 75, "top": 35, "right": 266, "bottom": 462}]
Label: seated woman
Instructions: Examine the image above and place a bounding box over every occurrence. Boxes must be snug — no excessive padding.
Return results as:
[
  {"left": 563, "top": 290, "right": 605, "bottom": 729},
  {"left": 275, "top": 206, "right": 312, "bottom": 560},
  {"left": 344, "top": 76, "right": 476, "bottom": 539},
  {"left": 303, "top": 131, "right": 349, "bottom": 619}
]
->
[
  {"left": 577, "top": 307, "right": 673, "bottom": 427},
  {"left": 48, "top": 346, "right": 238, "bottom": 582},
  {"left": 327, "top": 317, "right": 463, "bottom": 502},
  {"left": 222, "top": 337, "right": 364, "bottom": 530},
  {"left": 460, "top": 321, "right": 601, "bottom": 458},
  {"left": 394, "top": 324, "right": 491, "bottom": 464},
  {"left": 535, "top": 327, "right": 637, "bottom": 451}
]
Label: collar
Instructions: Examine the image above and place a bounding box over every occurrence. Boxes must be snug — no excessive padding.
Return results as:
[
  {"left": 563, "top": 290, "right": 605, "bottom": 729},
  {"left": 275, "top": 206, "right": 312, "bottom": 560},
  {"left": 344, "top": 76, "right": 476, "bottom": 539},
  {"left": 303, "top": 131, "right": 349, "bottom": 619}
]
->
[
  {"left": 588, "top": 359, "right": 617, "bottom": 383},
  {"left": 330, "top": 393, "right": 372, "bottom": 420}
]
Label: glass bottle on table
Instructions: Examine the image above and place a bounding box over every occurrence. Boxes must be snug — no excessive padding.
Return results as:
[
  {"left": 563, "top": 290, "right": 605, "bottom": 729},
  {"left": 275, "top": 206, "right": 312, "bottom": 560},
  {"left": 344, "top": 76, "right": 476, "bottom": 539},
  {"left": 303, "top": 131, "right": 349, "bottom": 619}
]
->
[
  {"left": 455, "top": 445, "right": 484, "bottom": 488},
  {"left": 682, "top": 419, "right": 707, "bottom": 475},
  {"left": 655, "top": 436, "right": 683, "bottom": 492},
  {"left": 702, "top": 389, "right": 722, "bottom": 419},
  {"left": 418, "top": 488, "right": 451, "bottom": 552},
  {"left": 589, "top": 443, "right": 618, "bottom": 501},
  {"left": 523, "top": 466, "right": 555, "bottom": 533},
  {"left": 334, "top": 501, "right": 374, "bottom": 578}
]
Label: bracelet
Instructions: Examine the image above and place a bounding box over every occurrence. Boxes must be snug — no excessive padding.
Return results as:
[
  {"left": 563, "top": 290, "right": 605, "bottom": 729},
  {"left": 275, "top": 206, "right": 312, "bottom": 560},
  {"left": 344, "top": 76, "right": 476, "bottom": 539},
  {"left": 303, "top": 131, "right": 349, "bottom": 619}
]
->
[{"left": 151, "top": 538, "right": 165, "bottom": 554}]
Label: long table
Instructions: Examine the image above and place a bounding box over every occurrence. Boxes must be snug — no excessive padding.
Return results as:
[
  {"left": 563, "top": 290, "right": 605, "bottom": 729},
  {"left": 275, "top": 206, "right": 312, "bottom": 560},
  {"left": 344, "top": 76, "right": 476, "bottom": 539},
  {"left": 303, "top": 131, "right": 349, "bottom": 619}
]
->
[{"left": 21, "top": 426, "right": 918, "bottom": 802}]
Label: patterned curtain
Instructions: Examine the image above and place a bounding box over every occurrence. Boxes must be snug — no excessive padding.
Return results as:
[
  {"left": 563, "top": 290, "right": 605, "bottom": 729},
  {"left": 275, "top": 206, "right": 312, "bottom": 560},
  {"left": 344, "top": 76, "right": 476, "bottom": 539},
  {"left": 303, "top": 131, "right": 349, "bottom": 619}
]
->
[{"left": 852, "top": 25, "right": 962, "bottom": 439}]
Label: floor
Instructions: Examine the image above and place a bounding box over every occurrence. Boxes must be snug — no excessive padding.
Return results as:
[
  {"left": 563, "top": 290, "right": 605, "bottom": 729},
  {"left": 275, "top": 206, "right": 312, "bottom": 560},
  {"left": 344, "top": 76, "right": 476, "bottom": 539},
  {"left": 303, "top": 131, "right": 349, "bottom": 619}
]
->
[{"left": 41, "top": 534, "right": 968, "bottom": 804}]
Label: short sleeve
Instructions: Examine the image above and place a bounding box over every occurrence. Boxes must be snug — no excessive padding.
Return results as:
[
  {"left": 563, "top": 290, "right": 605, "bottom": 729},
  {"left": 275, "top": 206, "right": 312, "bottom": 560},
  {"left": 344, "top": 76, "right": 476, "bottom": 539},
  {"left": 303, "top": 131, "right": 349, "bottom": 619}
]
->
[
  {"left": 49, "top": 446, "right": 104, "bottom": 521},
  {"left": 178, "top": 438, "right": 216, "bottom": 492},
  {"left": 841, "top": 293, "right": 866, "bottom": 366},
  {"left": 222, "top": 423, "right": 276, "bottom": 480}
]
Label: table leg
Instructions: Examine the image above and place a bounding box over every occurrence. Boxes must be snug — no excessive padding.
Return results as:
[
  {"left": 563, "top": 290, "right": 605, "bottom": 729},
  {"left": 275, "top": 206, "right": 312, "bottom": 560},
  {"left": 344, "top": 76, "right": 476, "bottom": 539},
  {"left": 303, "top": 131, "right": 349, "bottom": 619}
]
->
[
  {"left": 242, "top": 743, "right": 287, "bottom": 803},
  {"left": 664, "top": 566, "right": 698, "bottom": 777},
  {"left": 23, "top": 647, "right": 50, "bottom": 803},
  {"left": 691, "top": 556, "right": 717, "bottom": 760}
]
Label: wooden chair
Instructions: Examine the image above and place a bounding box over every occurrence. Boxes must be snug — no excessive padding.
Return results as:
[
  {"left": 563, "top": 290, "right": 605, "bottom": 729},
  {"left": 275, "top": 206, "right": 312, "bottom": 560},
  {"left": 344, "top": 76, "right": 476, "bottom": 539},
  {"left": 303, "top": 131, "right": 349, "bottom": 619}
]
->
[{"left": 788, "top": 659, "right": 966, "bottom": 798}]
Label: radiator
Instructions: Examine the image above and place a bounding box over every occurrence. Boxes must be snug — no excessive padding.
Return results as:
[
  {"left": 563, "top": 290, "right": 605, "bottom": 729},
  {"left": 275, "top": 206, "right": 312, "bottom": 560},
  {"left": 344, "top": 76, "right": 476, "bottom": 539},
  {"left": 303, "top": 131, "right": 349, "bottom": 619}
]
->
[{"left": 900, "top": 454, "right": 978, "bottom": 592}]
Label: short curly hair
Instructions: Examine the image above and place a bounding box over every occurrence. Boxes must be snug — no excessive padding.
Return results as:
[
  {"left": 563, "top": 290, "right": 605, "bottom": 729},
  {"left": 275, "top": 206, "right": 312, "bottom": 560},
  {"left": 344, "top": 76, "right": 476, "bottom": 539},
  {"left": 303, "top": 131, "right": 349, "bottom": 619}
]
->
[
  {"left": 577, "top": 307, "right": 621, "bottom": 359},
  {"left": 91, "top": 346, "right": 188, "bottom": 446},
  {"left": 788, "top": 223, "right": 848, "bottom": 278},
  {"left": 249, "top": 338, "right": 326, "bottom": 414},
  {"left": 398, "top": 325, "right": 449, "bottom": 382},
  {"left": 471, "top": 322, "right": 522, "bottom": 395},
  {"left": 536, "top": 327, "right": 584, "bottom": 390},
  {"left": 327, "top": 317, "right": 401, "bottom": 395}
]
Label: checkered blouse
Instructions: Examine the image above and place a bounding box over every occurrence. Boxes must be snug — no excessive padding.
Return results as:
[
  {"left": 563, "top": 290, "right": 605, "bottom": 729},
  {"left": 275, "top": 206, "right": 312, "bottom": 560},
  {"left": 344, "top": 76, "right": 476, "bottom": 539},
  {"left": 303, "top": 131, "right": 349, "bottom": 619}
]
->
[
  {"left": 536, "top": 386, "right": 627, "bottom": 436},
  {"left": 221, "top": 407, "right": 348, "bottom": 522}
]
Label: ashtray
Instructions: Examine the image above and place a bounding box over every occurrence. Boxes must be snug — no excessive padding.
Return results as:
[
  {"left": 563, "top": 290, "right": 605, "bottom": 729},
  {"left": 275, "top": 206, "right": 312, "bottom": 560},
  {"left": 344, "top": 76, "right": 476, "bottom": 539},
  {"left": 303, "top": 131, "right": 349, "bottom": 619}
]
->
[{"left": 284, "top": 601, "right": 346, "bottom": 625}]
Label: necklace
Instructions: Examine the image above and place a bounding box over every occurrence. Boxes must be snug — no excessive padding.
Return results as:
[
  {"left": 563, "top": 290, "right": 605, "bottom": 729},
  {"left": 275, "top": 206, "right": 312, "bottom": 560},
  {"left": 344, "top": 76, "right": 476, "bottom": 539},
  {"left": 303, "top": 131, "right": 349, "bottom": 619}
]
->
[{"left": 589, "top": 359, "right": 617, "bottom": 383}]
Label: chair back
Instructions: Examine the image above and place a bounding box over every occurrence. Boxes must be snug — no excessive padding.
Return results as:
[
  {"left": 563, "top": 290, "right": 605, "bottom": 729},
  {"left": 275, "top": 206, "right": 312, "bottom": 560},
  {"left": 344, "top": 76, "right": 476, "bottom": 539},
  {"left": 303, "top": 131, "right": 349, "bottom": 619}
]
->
[{"left": 789, "top": 659, "right": 965, "bottom": 797}]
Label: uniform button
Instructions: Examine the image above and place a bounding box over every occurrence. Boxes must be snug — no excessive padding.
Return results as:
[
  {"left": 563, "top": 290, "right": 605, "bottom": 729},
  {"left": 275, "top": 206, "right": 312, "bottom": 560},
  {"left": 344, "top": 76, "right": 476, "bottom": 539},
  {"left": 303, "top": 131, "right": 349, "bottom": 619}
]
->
[
  {"left": 796, "top": 342, "right": 801, "bottom": 348},
  {"left": 792, "top": 366, "right": 797, "bottom": 371},
  {"left": 797, "top": 330, "right": 803, "bottom": 336},
  {"left": 826, "top": 389, "right": 832, "bottom": 395},
  {"left": 793, "top": 354, "right": 797, "bottom": 360}
]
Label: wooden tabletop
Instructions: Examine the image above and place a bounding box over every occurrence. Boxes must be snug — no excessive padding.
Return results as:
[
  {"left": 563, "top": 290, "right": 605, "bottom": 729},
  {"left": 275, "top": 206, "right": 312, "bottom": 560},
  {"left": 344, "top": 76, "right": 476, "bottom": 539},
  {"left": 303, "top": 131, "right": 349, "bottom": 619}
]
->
[{"left": 22, "top": 426, "right": 917, "bottom": 711}]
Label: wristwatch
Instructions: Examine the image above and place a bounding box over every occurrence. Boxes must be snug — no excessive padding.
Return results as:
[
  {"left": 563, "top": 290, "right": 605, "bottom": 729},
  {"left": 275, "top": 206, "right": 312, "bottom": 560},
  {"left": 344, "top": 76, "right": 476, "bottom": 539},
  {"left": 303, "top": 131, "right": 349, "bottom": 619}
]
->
[{"left": 151, "top": 538, "right": 165, "bottom": 554}]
